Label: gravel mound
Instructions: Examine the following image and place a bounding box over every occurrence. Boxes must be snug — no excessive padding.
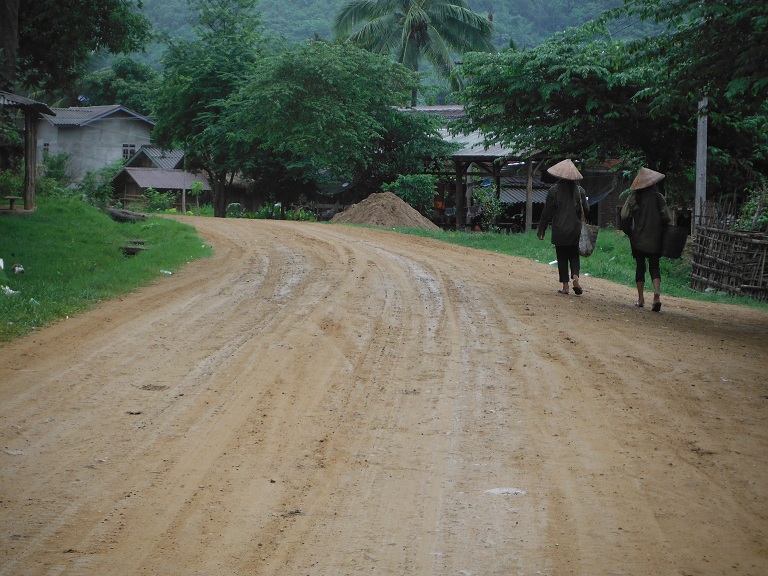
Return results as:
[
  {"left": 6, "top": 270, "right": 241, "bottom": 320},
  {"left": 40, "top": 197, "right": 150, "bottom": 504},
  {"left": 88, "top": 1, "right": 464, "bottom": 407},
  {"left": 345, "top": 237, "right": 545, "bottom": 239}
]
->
[{"left": 331, "top": 192, "right": 440, "bottom": 231}]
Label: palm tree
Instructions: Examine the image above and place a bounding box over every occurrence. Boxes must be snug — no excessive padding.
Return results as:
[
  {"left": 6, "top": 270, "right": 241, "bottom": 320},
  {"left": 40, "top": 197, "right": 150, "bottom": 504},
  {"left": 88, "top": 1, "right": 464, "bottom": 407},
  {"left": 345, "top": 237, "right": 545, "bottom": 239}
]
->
[{"left": 333, "top": 0, "right": 494, "bottom": 106}]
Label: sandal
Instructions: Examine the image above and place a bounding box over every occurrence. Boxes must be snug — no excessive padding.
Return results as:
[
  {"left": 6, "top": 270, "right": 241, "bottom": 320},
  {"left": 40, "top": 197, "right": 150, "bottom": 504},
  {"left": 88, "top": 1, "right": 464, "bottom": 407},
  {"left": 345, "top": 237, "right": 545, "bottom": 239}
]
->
[{"left": 557, "top": 289, "right": 569, "bottom": 295}]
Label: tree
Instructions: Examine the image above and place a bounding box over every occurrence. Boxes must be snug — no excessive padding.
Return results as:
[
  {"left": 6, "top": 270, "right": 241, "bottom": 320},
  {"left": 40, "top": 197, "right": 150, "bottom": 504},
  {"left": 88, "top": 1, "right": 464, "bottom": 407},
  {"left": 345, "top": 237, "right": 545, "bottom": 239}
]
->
[
  {"left": 332, "top": 0, "right": 495, "bottom": 105},
  {"left": 1, "top": 0, "right": 151, "bottom": 92},
  {"left": 220, "top": 40, "right": 455, "bottom": 200},
  {"left": 458, "top": 5, "right": 768, "bottom": 208},
  {"left": 80, "top": 57, "right": 158, "bottom": 116},
  {"left": 617, "top": 0, "right": 768, "bottom": 111},
  {"left": 152, "top": 0, "right": 266, "bottom": 217},
  {"left": 458, "top": 27, "right": 692, "bottom": 182},
  {"left": 613, "top": 0, "right": 768, "bottom": 194}
]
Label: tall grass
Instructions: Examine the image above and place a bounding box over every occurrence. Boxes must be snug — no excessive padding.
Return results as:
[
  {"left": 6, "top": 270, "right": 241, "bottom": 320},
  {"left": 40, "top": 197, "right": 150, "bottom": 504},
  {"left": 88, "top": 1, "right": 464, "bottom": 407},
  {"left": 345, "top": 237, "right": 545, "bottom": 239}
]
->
[
  {"left": 0, "top": 197, "right": 211, "bottom": 342},
  {"left": 393, "top": 225, "right": 768, "bottom": 310}
]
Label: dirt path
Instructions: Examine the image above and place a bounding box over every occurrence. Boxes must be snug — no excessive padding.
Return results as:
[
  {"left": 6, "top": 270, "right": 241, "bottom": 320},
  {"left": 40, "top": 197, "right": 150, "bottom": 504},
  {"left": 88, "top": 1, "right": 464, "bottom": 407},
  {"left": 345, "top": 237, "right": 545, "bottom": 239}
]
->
[{"left": 1, "top": 218, "right": 767, "bottom": 576}]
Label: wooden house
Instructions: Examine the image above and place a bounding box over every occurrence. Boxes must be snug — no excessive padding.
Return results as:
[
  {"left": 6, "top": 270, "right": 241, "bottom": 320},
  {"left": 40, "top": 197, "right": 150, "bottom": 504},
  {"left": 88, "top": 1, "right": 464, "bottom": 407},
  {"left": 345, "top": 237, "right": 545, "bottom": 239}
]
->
[{"left": 112, "top": 167, "right": 212, "bottom": 210}]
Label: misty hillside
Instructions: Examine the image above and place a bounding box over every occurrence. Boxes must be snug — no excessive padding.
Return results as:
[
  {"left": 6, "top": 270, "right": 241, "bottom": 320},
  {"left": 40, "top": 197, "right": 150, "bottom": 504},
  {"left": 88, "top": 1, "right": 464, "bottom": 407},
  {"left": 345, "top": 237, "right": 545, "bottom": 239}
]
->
[{"left": 138, "top": 0, "right": 638, "bottom": 63}]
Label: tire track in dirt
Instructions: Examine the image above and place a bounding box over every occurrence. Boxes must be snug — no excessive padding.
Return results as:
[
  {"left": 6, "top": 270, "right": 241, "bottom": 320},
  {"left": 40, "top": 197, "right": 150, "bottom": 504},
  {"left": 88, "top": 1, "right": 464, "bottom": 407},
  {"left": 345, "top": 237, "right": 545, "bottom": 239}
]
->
[{"left": 1, "top": 218, "right": 767, "bottom": 576}]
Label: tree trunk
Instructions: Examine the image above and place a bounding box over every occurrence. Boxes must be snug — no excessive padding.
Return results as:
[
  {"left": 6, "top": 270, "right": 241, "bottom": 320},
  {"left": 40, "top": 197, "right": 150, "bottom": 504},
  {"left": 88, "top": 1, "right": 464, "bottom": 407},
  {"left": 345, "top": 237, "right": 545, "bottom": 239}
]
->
[
  {"left": 213, "top": 172, "right": 228, "bottom": 218},
  {"left": 23, "top": 110, "right": 36, "bottom": 210}
]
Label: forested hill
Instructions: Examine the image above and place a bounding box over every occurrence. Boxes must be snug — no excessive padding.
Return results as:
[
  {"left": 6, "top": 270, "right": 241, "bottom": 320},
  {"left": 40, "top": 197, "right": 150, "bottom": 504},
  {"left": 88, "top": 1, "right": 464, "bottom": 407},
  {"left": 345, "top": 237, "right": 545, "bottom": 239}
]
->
[{"left": 139, "top": 0, "right": 633, "bottom": 56}]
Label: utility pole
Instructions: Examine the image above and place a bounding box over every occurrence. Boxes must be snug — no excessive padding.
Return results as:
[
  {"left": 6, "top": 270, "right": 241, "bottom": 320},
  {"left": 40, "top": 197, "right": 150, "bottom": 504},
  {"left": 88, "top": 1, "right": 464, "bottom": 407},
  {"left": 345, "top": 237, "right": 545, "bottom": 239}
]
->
[{"left": 694, "top": 97, "right": 708, "bottom": 232}]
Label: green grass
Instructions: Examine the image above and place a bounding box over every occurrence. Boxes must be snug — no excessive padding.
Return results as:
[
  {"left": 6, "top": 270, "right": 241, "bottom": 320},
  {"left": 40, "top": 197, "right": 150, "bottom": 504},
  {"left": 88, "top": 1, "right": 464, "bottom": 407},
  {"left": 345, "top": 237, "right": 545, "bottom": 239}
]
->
[
  {"left": 0, "top": 197, "right": 212, "bottom": 342},
  {"left": 391, "top": 225, "right": 768, "bottom": 311}
]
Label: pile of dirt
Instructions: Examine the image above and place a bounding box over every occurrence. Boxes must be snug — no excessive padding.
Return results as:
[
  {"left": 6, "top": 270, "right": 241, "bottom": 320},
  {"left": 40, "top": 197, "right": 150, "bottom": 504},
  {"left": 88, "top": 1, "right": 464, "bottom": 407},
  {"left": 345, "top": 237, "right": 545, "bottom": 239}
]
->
[{"left": 331, "top": 192, "right": 440, "bottom": 231}]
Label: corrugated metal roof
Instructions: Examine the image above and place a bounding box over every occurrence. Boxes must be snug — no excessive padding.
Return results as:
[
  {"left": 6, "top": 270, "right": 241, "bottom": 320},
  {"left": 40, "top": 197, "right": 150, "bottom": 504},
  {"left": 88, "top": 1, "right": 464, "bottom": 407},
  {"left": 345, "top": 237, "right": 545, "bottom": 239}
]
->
[
  {"left": 126, "top": 146, "right": 184, "bottom": 170},
  {"left": 122, "top": 168, "right": 211, "bottom": 191},
  {"left": 498, "top": 176, "right": 550, "bottom": 204},
  {"left": 0, "top": 90, "right": 55, "bottom": 115},
  {"left": 42, "top": 105, "right": 155, "bottom": 127},
  {"left": 439, "top": 128, "right": 525, "bottom": 160}
]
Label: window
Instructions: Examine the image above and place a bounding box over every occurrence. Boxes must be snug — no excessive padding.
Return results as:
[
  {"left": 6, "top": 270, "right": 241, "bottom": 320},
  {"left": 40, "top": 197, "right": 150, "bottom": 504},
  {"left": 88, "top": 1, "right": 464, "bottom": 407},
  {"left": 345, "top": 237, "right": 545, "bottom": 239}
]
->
[
  {"left": 122, "top": 144, "right": 136, "bottom": 161},
  {"left": 42, "top": 142, "right": 50, "bottom": 155}
]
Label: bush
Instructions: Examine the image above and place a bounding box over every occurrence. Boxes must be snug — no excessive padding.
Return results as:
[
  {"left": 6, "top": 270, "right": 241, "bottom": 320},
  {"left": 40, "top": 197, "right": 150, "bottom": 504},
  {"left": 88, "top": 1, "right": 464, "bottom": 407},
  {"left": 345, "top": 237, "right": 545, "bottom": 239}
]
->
[
  {"left": 737, "top": 182, "right": 768, "bottom": 231},
  {"left": 144, "top": 187, "right": 176, "bottom": 212},
  {"left": 77, "top": 160, "right": 125, "bottom": 208},
  {"left": 0, "top": 168, "right": 23, "bottom": 197},
  {"left": 381, "top": 174, "right": 437, "bottom": 215},
  {"left": 472, "top": 185, "right": 503, "bottom": 233}
]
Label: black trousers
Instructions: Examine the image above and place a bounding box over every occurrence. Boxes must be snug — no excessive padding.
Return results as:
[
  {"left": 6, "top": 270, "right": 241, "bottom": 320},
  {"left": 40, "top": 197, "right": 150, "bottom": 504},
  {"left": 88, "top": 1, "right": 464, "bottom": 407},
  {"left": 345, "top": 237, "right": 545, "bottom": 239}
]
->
[
  {"left": 634, "top": 252, "right": 661, "bottom": 283},
  {"left": 555, "top": 244, "right": 580, "bottom": 283}
]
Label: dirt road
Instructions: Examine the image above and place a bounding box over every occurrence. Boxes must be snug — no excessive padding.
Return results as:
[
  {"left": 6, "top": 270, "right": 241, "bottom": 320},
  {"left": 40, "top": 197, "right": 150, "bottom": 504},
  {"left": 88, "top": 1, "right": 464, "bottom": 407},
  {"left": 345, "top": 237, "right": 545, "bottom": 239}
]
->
[{"left": 1, "top": 218, "right": 767, "bottom": 576}]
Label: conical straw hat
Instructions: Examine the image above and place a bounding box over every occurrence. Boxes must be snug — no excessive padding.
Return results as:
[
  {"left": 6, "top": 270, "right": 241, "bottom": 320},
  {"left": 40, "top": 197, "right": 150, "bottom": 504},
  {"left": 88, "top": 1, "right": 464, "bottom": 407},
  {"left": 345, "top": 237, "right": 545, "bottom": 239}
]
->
[
  {"left": 546, "top": 159, "right": 583, "bottom": 181},
  {"left": 630, "top": 167, "right": 665, "bottom": 190}
]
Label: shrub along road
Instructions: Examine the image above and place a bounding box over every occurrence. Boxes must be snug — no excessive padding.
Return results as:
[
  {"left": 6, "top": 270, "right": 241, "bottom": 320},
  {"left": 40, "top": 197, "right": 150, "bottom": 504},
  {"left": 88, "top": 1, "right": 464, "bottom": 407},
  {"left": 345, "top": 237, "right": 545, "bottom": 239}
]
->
[{"left": 1, "top": 217, "right": 766, "bottom": 575}]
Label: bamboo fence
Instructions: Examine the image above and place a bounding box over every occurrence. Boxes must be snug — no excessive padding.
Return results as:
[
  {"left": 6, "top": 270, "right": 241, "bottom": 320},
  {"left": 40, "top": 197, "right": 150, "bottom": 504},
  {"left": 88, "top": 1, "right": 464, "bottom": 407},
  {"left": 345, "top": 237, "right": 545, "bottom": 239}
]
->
[{"left": 691, "top": 204, "right": 768, "bottom": 301}]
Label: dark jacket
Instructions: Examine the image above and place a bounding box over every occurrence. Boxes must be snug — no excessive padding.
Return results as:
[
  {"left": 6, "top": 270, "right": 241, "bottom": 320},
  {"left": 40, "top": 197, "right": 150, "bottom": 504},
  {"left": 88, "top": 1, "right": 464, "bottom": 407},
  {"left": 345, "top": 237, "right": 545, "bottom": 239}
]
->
[
  {"left": 537, "top": 180, "right": 588, "bottom": 246},
  {"left": 620, "top": 186, "right": 672, "bottom": 254}
]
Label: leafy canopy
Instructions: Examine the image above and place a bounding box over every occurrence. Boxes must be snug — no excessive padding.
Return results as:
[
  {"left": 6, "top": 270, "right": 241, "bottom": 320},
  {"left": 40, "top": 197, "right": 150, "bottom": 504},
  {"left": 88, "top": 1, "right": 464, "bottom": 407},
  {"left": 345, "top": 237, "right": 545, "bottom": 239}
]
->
[
  {"left": 333, "top": 0, "right": 494, "bottom": 104},
  {"left": 152, "top": 0, "right": 266, "bottom": 216},
  {"left": 458, "top": 0, "right": 768, "bottom": 205},
  {"left": 80, "top": 57, "right": 158, "bottom": 116},
  {"left": 222, "top": 40, "right": 455, "bottom": 194},
  {"left": 8, "top": 0, "right": 151, "bottom": 92}
]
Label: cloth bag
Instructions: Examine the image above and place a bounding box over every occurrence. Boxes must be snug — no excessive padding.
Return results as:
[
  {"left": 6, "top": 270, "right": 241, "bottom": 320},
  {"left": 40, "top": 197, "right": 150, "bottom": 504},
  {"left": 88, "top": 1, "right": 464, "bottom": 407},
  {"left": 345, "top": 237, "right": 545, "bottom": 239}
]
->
[
  {"left": 577, "top": 192, "right": 598, "bottom": 257},
  {"left": 661, "top": 225, "right": 687, "bottom": 259}
]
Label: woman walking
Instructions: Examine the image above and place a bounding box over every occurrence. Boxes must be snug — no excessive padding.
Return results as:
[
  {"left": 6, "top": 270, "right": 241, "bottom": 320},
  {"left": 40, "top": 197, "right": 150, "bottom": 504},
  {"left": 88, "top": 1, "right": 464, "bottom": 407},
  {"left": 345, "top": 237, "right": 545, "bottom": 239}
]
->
[
  {"left": 537, "top": 159, "right": 589, "bottom": 295},
  {"left": 620, "top": 167, "right": 672, "bottom": 312}
]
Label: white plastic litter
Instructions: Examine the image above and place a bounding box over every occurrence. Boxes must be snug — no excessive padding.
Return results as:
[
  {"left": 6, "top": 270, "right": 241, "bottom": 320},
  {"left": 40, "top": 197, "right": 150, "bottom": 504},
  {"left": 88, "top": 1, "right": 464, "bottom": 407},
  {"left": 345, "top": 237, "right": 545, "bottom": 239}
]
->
[
  {"left": 2, "top": 285, "right": 19, "bottom": 296},
  {"left": 484, "top": 487, "right": 527, "bottom": 496}
]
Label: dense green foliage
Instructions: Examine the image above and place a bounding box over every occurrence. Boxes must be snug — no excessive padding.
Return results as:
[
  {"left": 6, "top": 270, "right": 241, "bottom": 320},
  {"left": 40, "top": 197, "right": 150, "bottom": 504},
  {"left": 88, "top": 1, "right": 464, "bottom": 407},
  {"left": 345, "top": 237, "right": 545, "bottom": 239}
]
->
[
  {"left": 458, "top": 0, "right": 768, "bottom": 207},
  {"left": 381, "top": 174, "right": 438, "bottom": 215},
  {"left": 222, "top": 41, "right": 455, "bottom": 197},
  {"left": 333, "top": 0, "right": 495, "bottom": 105},
  {"left": 151, "top": 0, "right": 457, "bottom": 216},
  {"left": 152, "top": 0, "right": 266, "bottom": 217},
  {"left": 0, "top": 197, "right": 211, "bottom": 341},
  {"left": 3, "top": 0, "right": 151, "bottom": 92},
  {"left": 80, "top": 57, "right": 158, "bottom": 115},
  {"left": 135, "top": 0, "right": 633, "bottom": 59}
]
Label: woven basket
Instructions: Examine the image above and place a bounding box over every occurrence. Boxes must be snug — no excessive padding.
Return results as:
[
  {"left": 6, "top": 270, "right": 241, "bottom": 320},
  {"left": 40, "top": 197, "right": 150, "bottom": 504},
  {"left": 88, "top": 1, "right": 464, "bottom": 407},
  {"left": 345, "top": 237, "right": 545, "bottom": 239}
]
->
[{"left": 661, "top": 225, "right": 687, "bottom": 259}]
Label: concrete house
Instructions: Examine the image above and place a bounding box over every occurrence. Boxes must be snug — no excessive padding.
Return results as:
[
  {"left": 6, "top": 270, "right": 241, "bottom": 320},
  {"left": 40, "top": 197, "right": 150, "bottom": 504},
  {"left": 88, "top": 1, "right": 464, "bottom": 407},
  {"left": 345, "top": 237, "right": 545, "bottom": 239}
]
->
[{"left": 37, "top": 105, "right": 154, "bottom": 181}]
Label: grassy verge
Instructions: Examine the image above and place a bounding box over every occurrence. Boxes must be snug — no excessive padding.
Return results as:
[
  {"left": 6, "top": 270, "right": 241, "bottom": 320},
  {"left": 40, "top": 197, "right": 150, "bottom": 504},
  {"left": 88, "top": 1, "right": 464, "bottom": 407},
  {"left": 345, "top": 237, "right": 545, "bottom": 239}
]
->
[
  {"left": 0, "top": 197, "right": 212, "bottom": 342},
  {"left": 392, "top": 225, "right": 768, "bottom": 311}
]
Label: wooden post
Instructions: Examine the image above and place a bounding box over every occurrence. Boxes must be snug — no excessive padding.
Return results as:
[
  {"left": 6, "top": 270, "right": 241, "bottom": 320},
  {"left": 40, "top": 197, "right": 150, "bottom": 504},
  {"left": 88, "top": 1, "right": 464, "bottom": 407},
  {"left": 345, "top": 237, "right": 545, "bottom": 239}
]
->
[
  {"left": 694, "top": 97, "right": 708, "bottom": 232},
  {"left": 181, "top": 173, "right": 187, "bottom": 213},
  {"left": 455, "top": 160, "right": 465, "bottom": 230},
  {"left": 525, "top": 158, "right": 533, "bottom": 232},
  {"left": 23, "top": 111, "right": 37, "bottom": 211}
]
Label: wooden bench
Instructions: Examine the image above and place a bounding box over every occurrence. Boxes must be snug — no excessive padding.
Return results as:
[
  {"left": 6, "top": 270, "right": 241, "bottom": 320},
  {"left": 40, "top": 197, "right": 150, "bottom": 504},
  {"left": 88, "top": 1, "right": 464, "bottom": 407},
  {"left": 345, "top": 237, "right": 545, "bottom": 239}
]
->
[{"left": 4, "top": 196, "right": 21, "bottom": 210}]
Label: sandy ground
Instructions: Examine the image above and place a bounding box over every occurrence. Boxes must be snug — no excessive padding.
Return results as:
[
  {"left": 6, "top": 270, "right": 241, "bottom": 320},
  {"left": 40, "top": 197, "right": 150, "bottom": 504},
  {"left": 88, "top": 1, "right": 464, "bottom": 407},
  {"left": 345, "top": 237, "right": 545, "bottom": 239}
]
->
[{"left": 1, "top": 217, "right": 767, "bottom": 576}]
